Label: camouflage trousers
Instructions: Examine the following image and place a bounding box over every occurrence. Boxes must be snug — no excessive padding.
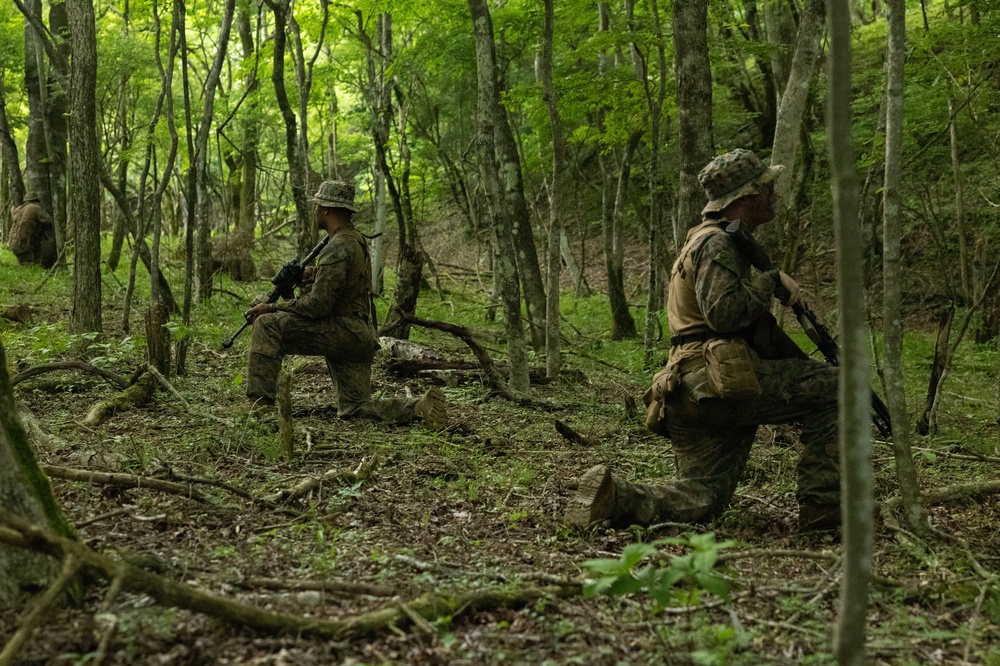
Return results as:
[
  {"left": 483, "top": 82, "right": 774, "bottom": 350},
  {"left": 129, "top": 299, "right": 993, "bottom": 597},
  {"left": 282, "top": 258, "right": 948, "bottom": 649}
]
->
[
  {"left": 246, "top": 312, "right": 418, "bottom": 423},
  {"left": 613, "top": 357, "right": 839, "bottom": 526}
]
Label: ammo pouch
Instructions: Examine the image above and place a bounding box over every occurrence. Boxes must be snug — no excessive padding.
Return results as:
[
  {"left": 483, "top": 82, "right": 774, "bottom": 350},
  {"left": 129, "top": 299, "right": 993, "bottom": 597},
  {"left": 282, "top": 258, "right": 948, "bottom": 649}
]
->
[
  {"left": 643, "top": 366, "right": 679, "bottom": 438},
  {"left": 703, "top": 337, "right": 761, "bottom": 400}
]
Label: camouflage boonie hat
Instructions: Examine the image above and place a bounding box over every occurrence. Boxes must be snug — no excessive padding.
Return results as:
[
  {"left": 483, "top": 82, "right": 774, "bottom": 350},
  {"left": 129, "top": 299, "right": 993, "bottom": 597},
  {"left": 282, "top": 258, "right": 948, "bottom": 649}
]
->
[
  {"left": 698, "top": 149, "right": 784, "bottom": 215},
  {"left": 310, "top": 180, "right": 358, "bottom": 212}
]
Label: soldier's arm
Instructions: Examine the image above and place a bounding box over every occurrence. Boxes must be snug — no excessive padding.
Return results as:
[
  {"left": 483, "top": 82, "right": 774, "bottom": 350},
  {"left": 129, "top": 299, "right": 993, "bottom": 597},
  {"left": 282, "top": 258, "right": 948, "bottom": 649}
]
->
[
  {"left": 275, "top": 243, "right": 347, "bottom": 319},
  {"left": 693, "top": 233, "right": 778, "bottom": 334}
]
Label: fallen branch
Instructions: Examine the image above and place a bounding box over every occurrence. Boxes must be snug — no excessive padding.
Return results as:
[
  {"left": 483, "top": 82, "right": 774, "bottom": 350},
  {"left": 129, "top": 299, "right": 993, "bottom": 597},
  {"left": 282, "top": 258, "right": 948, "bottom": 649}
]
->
[
  {"left": 11, "top": 360, "right": 129, "bottom": 390},
  {"left": 17, "top": 403, "right": 68, "bottom": 451},
  {"left": 0, "top": 514, "right": 575, "bottom": 641},
  {"left": 263, "top": 459, "right": 373, "bottom": 504},
  {"left": 42, "top": 465, "right": 208, "bottom": 503},
  {"left": 554, "top": 420, "right": 594, "bottom": 447},
  {"left": 400, "top": 313, "right": 511, "bottom": 397}
]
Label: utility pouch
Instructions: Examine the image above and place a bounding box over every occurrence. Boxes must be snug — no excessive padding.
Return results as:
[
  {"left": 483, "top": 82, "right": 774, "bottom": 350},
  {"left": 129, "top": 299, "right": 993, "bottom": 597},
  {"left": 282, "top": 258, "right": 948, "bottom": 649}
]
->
[
  {"left": 703, "top": 337, "right": 761, "bottom": 400},
  {"left": 643, "top": 366, "right": 678, "bottom": 438}
]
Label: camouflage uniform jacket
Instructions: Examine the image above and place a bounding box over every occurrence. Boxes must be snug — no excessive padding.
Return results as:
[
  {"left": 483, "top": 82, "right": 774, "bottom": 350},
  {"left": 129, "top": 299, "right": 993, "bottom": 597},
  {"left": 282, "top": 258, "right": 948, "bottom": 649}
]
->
[
  {"left": 9, "top": 201, "right": 56, "bottom": 267},
  {"left": 274, "top": 226, "right": 372, "bottom": 323},
  {"left": 666, "top": 217, "right": 780, "bottom": 372}
]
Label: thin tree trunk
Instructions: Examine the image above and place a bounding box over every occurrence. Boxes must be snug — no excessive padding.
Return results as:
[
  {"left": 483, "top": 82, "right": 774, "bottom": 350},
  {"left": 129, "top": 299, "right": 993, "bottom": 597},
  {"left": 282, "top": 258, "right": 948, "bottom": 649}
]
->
[
  {"left": 828, "top": 1, "right": 872, "bottom": 663},
  {"left": 468, "top": 0, "right": 530, "bottom": 394},
  {"left": 948, "top": 86, "right": 971, "bottom": 303},
  {"left": 540, "top": 0, "right": 564, "bottom": 378},
  {"left": 67, "top": 0, "right": 101, "bottom": 335},
  {"left": 882, "top": 0, "right": 928, "bottom": 534},
  {"left": 672, "top": 0, "right": 714, "bottom": 237}
]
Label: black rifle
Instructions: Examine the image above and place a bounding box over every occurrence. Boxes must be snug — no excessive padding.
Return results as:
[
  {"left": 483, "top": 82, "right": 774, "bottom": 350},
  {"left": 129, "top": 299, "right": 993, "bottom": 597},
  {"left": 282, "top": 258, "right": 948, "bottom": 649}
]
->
[
  {"left": 221, "top": 234, "right": 331, "bottom": 349},
  {"left": 726, "top": 220, "right": 893, "bottom": 438}
]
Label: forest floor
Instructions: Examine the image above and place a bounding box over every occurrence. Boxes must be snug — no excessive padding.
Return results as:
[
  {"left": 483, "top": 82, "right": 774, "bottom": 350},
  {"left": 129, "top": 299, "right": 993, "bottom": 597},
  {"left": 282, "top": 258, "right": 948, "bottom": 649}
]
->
[{"left": 2, "top": 221, "right": 1000, "bottom": 666}]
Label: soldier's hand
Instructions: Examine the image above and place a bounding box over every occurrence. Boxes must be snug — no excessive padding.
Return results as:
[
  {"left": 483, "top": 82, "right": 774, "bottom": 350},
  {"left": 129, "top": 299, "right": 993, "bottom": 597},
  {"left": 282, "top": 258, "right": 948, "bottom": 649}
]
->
[
  {"left": 777, "top": 272, "right": 803, "bottom": 308},
  {"left": 244, "top": 302, "right": 276, "bottom": 322}
]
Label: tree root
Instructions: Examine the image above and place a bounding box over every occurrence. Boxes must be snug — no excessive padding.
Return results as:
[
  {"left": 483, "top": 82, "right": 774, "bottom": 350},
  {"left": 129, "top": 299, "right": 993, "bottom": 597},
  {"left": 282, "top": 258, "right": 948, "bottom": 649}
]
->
[
  {"left": 0, "top": 554, "right": 81, "bottom": 666},
  {"left": 82, "top": 370, "right": 157, "bottom": 427},
  {"left": 0, "top": 514, "right": 576, "bottom": 641},
  {"left": 11, "top": 360, "right": 130, "bottom": 390},
  {"left": 42, "top": 465, "right": 208, "bottom": 503}
]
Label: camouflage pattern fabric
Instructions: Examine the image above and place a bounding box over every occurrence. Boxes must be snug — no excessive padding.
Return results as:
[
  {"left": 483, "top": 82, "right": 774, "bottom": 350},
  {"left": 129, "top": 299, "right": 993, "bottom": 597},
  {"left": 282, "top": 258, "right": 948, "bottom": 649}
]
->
[
  {"left": 618, "top": 215, "right": 840, "bottom": 527},
  {"left": 246, "top": 226, "right": 419, "bottom": 423},
  {"left": 8, "top": 202, "right": 56, "bottom": 268}
]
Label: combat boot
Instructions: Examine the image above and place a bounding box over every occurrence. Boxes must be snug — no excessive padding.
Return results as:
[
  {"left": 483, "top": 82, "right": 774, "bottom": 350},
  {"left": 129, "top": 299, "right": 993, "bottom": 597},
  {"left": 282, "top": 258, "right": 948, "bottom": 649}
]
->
[
  {"left": 565, "top": 464, "right": 617, "bottom": 528},
  {"left": 798, "top": 501, "right": 841, "bottom": 532},
  {"left": 413, "top": 386, "right": 448, "bottom": 429}
]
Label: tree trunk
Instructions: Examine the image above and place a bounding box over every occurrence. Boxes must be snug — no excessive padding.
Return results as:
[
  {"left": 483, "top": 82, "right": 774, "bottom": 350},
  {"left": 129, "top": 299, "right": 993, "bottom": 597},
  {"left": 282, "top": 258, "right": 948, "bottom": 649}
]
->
[
  {"left": 603, "top": 131, "right": 641, "bottom": 340},
  {"left": 67, "top": 0, "right": 101, "bottom": 336},
  {"left": 766, "top": 0, "right": 825, "bottom": 260},
  {"left": 46, "top": 1, "right": 70, "bottom": 263},
  {"left": 468, "top": 0, "right": 530, "bottom": 394},
  {"left": 0, "top": 323, "right": 77, "bottom": 606},
  {"left": 828, "top": 1, "right": 872, "bottom": 663},
  {"left": 267, "top": 0, "right": 312, "bottom": 258},
  {"left": 23, "top": 0, "right": 52, "bottom": 213},
  {"left": 540, "top": 0, "right": 564, "bottom": 378},
  {"left": 672, "top": 0, "right": 714, "bottom": 237},
  {"left": 882, "top": 0, "right": 927, "bottom": 534},
  {"left": 0, "top": 85, "right": 25, "bottom": 207}
]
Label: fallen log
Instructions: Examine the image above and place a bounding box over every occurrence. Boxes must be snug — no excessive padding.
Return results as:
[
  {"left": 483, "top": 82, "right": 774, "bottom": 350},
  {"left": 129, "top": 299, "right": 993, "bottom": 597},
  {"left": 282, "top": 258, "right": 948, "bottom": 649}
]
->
[
  {"left": 0, "top": 514, "right": 576, "bottom": 641},
  {"left": 42, "top": 465, "right": 208, "bottom": 503},
  {"left": 399, "top": 314, "right": 510, "bottom": 396}
]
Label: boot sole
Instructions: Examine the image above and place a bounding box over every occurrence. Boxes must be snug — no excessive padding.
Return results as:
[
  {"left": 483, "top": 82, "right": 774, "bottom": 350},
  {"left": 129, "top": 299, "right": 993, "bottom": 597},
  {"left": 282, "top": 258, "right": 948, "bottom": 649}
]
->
[{"left": 565, "top": 464, "right": 615, "bottom": 528}]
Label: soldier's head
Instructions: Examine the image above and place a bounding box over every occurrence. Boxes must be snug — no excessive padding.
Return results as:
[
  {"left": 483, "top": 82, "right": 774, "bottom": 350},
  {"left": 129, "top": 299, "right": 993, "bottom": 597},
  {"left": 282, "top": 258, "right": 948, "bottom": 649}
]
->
[
  {"left": 699, "top": 149, "right": 784, "bottom": 227},
  {"left": 310, "top": 180, "right": 358, "bottom": 228}
]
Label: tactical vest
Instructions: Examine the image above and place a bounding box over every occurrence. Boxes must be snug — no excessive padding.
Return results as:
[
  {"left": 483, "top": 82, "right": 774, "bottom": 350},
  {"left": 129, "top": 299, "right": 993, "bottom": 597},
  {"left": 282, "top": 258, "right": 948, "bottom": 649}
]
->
[{"left": 666, "top": 219, "right": 732, "bottom": 340}]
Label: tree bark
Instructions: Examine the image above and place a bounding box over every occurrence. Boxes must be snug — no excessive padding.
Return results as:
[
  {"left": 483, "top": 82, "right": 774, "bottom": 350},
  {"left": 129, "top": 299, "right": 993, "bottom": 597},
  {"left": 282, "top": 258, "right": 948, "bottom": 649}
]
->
[
  {"left": 882, "top": 0, "right": 928, "bottom": 534},
  {"left": 828, "top": 1, "right": 872, "bottom": 663},
  {"left": 67, "top": 0, "right": 101, "bottom": 335},
  {"left": 948, "top": 85, "right": 971, "bottom": 303},
  {"left": 468, "top": 0, "right": 530, "bottom": 394},
  {"left": 672, "top": 0, "right": 714, "bottom": 237},
  {"left": 540, "top": 0, "right": 564, "bottom": 378},
  {"left": 0, "top": 340, "right": 76, "bottom": 605},
  {"left": 46, "top": 1, "right": 70, "bottom": 262},
  {"left": 0, "top": 84, "right": 25, "bottom": 207}
]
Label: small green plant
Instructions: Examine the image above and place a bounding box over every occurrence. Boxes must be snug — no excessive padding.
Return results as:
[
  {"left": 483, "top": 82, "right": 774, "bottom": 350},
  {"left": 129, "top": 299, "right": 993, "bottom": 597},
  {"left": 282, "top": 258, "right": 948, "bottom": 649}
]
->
[
  {"left": 582, "top": 532, "right": 735, "bottom": 610},
  {"left": 164, "top": 319, "right": 192, "bottom": 342}
]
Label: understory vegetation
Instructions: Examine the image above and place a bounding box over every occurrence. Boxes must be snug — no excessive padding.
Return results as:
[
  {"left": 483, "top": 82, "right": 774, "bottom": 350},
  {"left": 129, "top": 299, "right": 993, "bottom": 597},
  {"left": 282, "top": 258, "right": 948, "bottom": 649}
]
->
[{"left": 1, "top": 223, "right": 999, "bottom": 665}]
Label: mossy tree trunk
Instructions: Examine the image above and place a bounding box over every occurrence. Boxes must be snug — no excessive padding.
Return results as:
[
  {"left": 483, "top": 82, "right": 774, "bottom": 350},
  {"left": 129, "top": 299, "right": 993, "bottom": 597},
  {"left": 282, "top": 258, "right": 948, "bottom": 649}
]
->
[{"left": 0, "top": 340, "right": 76, "bottom": 605}]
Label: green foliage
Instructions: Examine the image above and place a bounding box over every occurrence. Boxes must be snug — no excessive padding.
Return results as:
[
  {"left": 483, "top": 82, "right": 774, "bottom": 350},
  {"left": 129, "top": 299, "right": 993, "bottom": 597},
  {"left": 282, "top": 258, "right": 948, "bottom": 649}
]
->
[{"left": 582, "top": 532, "right": 735, "bottom": 610}]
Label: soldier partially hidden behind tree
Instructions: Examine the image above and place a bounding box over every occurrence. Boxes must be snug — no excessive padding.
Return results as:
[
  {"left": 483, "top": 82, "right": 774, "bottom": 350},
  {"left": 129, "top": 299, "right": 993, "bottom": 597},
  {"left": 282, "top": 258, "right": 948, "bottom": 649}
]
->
[
  {"left": 242, "top": 180, "right": 447, "bottom": 428},
  {"left": 8, "top": 194, "right": 57, "bottom": 269},
  {"left": 567, "top": 149, "right": 841, "bottom": 532}
]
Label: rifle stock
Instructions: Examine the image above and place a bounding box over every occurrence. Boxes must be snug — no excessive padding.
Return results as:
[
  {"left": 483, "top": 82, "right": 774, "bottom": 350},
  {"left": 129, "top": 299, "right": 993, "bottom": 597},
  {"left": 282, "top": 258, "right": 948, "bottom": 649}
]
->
[
  {"left": 726, "top": 221, "right": 893, "bottom": 438},
  {"left": 221, "top": 234, "right": 332, "bottom": 349}
]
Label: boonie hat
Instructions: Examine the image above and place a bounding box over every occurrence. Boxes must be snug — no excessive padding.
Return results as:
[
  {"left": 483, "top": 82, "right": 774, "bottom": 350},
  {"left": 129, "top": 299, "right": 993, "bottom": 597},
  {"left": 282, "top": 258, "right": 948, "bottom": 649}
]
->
[
  {"left": 310, "top": 180, "right": 358, "bottom": 212},
  {"left": 698, "top": 149, "right": 784, "bottom": 215}
]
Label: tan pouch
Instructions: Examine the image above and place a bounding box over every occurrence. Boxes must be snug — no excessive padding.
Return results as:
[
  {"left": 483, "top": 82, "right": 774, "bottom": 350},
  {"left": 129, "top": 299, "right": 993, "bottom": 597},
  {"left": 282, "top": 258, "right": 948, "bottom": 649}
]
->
[
  {"left": 643, "top": 367, "right": 678, "bottom": 438},
  {"left": 703, "top": 337, "right": 761, "bottom": 400}
]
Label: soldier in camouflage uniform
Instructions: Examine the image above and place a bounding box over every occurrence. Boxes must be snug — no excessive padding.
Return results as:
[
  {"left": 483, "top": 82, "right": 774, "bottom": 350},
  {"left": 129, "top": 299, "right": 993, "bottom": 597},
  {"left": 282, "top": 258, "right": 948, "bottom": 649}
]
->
[
  {"left": 243, "top": 180, "right": 447, "bottom": 428},
  {"left": 567, "top": 149, "right": 840, "bottom": 531},
  {"left": 8, "top": 194, "right": 57, "bottom": 269}
]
